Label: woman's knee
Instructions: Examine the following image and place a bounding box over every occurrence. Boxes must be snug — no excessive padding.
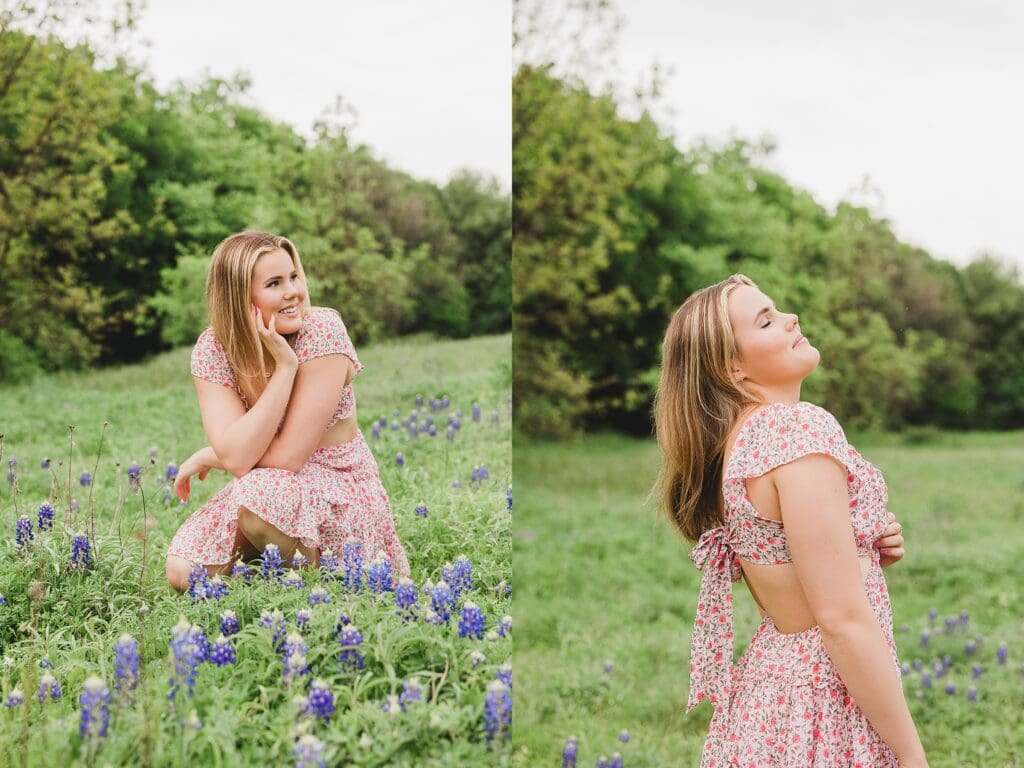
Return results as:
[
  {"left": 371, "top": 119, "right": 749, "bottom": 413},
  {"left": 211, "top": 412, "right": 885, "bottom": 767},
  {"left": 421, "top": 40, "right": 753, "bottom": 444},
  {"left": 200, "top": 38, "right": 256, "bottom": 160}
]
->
[{"left": 166, "top": 555, "right": 193, "bottom": 594}]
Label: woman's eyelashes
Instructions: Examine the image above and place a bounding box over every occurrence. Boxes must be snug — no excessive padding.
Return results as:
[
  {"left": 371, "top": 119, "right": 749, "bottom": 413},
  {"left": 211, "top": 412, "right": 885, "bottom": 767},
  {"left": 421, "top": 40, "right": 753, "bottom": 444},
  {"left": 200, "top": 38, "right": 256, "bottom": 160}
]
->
[{"left": 267, "top": 273, "right": 300, "bottom": 288}]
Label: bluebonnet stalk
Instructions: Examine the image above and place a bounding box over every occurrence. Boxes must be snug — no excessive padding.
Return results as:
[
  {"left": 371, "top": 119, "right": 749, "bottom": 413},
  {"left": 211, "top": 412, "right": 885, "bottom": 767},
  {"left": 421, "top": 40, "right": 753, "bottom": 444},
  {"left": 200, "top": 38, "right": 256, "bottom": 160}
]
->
[
  {"left": 79, "top": 470, "right": 91, "bottom": 486},
  {"left": 619, "top": 730, "right": 630, "bottom": 743},
  {"left": 309, "top": 587, "right": 330, "bottom": 606},
  {"left": 972, "top": 663, "right": 983, "bottom": 678},
  {"left": 609, "top": 753, "right": 623, "bottom": 768},
  {"left": 127, "top": 462, "right": 141, "bottom": 491},
  {"left": 293, "top": 733, "right": 326, "bottom": 768},
  {"left": 395, "top": 453, "right": 404, "bottom": 467},
  {"left": 483, "top": 680, "right": 512, "bottom": 742},
  {"left": 945, "top": 682, "right": 956, "bottom": 695},
  {"left": 920, "top": 630, "right": 931, "bottom": 647},
  {"left": 498, "top": 615, "right": 512, "bottom": 637},
  {"left": 39, "top": 656, "right": 53, "bottom": 669},
  {"left": 497, "top": 662, "right": 512, "bottom": 688},
  {"left": 70, "top": 499, "right": 79, "bottom": 513},
  {"left": 371, "top": 423, "right": 381, "bottom": 439},
  {"left": 187, "top": 563, "right": 211, "bottom": 601},
  {"left": 4, "top": 688, "right": 24, "bottom": 707},
  {"left": 15, "top": 516, "right": 33, "bottom": 551},
  {"left": 282, "top": 633, "right": 309, "bottom": 684},
  {"left": 168, "top": 617, "right": 204, "bottom": 700},
  {"left": 443, "top": 555, "right": 473, "bottom": 598},
  {"left": 319, "top": 548, "right": 339, "bottom": 578},
  {"left": 165, "top": 463, "right": 178, "bottom": 481},
  {"left": 190, "top": 624, "right": 209, "bottom": 663},
  {"left": 430, "top": 580, "right": 455, "bottom": 622},
  {"left": 415, "top": 394, "right": 424, "bottom": 406},
  {"left": 261, "top": 543, "right": 284, "bottom": 581},
  {"left": 332, "top": 612, "right": 351, "bottom": 638},
  {"left": 379, "top": 414, "right": 389, "bottom": 426},
  {"left": 150, "top": 447, "right": 158, "bottom": 458},
  {"left": 40, "top": 457, "right": 50, "bottom": 469},
  {"left": 562, "top": 736, "right": 578, "bottom": 767},
  {"left": 603, "top": 659, "right": 615, "bottom": 674},
  {"left": 206, "top": 576, "right": 228, "bottom": 600},
  {"left": 382, "top": 694, "right": 403, "bottom": 715},
  {"left": 452, "top": 480, "right": 461, "bottom": 489},
  {"left": 259, "top": 610, "right": 288, "bottom": 654},
  {"left": 428, "top": 425, "right": 437, "bottom": 437},
  {"left": 967, "top": 686, "right": 978, "bottom": 702},
  {"left": 597, "top": 758, "right": 609, "bottom": 768},
  {"left": 415, "top": 503, "right": 428, "bottom": 517},
  {"left": 965, "top": 640, "right": 977, "bottom": 656},
  {"left": 283, "top": 571, "right": 306, "bottom": 589},
  {"left": 470, "top": 651, "right": 486, "bottom": 667},
  {"left": 394, "top": 577, "right": 419, "bottom": 621},
  {"left": 442, "top": 395, "right": 450, "bottom": 408},
  {"left": 337, "top": 624, "right": 365, "bottom": 670},
  {"left": 471, "top": 465, "right": 490, "bottom": 483},
  {"left": 342, "top": 538, "right": 363, "bottom": 592},
  {"left": 446, "top": 425, "right": 456, "bottom": 441},
  {"left": 0, "top": 593, "right": 6, "bottom": 606},
  {"left": 79, "top": 676, "right": 111, "bottom": 739},
  {"left": 391, "top": 420, "right": 399, "bottom": 431},
  {"left": 960, "top": 610, "right": 969, "bottom": 626},
  {"left": 209, "top": 635, "right": 237, "bottom": 666},
  {"left": 367, "top": 553, "right": 393, "bottom": 594},
  {"left": 114, "top": 634, "right": 140, "bottom": 694},
  {"left": 231, "top": 558, "right": 251, "bottom": 580},
  {"left": 35, "top": 673, "right": 61, "bottom": 703},
  {"left": 399, "top": 679, "right": 423, "bottom": 709},
  {"left": 304, "top": 679, "right": 335, "bottom": 722},
  {"left": 998, "top": 642, "right": 1009, "bottom": 665},
  {"left": 37, "top": 502, "right": 55, "bottom": 532},
  {"left": 472, "top": 403, "right": 481, "bottom": 422},
  {"left": 220, "top": 610, "right": 240, "bottom": 636},
  {"left": 70, "top": 532, "right": 91, "bottom": 571},
  {"left": 291, "top": 551, "right": 308, "bottom": 568},
  {"left": 296, "top": 609, "right": 312, "bottom": 628},
  {"left": 8, "top": 459, "right": 20, "bottom": 487},
  {"left": 921, "top": 672, "right": 932, "bottom": 689},
  {"left": 507, "top": 485, "right": 513, "bottom": 510},
  {"left": 459, "top": 601, "right": 485, "bottom": 640}
]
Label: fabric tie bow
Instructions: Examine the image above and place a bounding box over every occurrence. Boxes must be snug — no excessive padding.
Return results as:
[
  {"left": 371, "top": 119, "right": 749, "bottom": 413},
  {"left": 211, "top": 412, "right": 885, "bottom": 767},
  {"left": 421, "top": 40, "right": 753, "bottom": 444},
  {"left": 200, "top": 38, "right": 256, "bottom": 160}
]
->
[{"left": 686, "top": 525, "right": 742, "bottom": 714}]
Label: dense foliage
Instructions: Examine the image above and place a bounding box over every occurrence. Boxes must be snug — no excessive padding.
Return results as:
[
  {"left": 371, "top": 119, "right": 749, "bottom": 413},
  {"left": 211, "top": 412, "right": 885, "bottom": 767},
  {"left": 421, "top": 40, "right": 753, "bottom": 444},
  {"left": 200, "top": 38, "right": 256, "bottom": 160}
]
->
[
  {"left": 513, "top": 64, "right": 1024, "bottom": 437},
  {"left": 0, "top": 17, "right": 510, "bottom": 384}
]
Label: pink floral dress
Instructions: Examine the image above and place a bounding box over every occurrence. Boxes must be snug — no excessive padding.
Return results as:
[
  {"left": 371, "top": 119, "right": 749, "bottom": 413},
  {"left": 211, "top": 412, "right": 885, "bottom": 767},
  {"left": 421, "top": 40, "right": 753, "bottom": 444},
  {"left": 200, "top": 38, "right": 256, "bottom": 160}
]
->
[
  {"left": 688, "top": 401, "right": 900, "bottom": 767},
  {"left": 167, "top": 307, "right": 410, "bottom": 577}
]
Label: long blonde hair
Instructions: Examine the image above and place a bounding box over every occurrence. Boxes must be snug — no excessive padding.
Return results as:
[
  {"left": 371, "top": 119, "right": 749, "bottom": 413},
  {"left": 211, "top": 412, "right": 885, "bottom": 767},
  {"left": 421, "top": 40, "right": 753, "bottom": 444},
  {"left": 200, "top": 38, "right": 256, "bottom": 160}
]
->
[
  {"left": 206, "top": 230, "right": 313, "bottom": 405},
  {"left": 652, "top": 274, "right": 762, "bottom": 542}
]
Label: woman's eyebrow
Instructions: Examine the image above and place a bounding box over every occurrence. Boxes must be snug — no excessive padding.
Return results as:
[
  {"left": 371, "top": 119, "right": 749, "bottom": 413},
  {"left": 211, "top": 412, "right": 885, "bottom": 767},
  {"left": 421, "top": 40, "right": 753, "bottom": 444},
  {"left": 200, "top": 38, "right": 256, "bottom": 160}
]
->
[
  {"left": 262, "top": 270, "right": 298, "bottom": 284},
  {"left": 753, "top": 303, "right": 776, "bottom": 324}
]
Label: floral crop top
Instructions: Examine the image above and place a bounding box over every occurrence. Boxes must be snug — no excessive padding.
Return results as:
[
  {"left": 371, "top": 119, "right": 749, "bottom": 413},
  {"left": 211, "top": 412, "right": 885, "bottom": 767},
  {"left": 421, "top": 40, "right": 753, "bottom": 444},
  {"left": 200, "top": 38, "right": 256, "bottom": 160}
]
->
[
  {"left": 190, "top": 307, "right": 364, "bottom": 431},
  {"left": 685, "top": 401, "right": 890, "bottom": 714}
]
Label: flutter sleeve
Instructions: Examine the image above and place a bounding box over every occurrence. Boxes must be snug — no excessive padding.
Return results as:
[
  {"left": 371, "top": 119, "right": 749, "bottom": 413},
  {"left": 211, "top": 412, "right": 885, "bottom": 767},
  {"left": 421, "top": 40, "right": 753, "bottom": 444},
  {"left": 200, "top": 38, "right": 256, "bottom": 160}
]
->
[
  {"left": 296, "top": 308, "right": 364, "bottom": 375},
  {"left": 190, "top": 328, "right": 236, "bottom": 388}
]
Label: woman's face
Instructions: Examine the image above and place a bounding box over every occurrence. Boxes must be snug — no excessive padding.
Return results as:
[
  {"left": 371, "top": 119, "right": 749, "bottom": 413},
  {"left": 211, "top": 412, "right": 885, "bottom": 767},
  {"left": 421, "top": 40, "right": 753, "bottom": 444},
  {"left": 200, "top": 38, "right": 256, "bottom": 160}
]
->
[
  {"left": 728, "top": 284, "right": 819, "bottom": 389},
  {"left": 251, "top": 248, "right": 307, "bottom": 335}
]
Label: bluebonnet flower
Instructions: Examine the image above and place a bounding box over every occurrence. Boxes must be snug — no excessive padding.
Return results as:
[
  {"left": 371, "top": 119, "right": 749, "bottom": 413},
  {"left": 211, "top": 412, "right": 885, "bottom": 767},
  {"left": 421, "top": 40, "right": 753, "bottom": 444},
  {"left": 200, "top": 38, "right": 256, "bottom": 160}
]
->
[
  {"left": 965, "top": 640, "right": 977, "bottom": 656},
  {"left": 912, "top": 659, "right": 923, "bottom": 672},
  {"left": 114, "top": 634, "right": 140, "bottom": 694},
  {"left": 391, "top": 420, "right": 399, "bottom": 431},
  {"left": 471, "top": 465, "right": 490, "bottom": 483},
  {"left": 319, "top": 548, "right": 339, "bottom": 578},
  {"left": 79, "top": 676, "right": 111, "bottom": 739},
  {"left": 381, "top": 694, "right": 403, "bottom": 715},
  {"left": 0, "top": 594, "right": 6, "bottom": 606},
  {"left": 190, "top": 624, "right": 210, "bottom": 664},
  {"left": 483, "top": 680, "right": 512, "bottom": 742},
  {"left": 446, "top": 426, "right": 456, "bottom": 442},
  {"left": 6, "top": 461, "right": 16, "bottom": 488},
  {"left": 415, "top": 394, "right": 424, "bottom": 406},
  {"left": 472, "top": 403, "right": 481, "bottom": 422},
  {"left": 603, "top": 659, "right": 614, "bottom": 674},
  {"left": 367, "top": 553, "right": 393, "bottom": 594},
  {"left": 379, "top": 415, "right": 388, "bottom": 426},
  {"left": 443, "top": 555, "right": 473, "bottom": 598},
  {"left": 394, "top": 577, "right": 419, "bottom": 621},
  {"left": 15, "top": 515, "right": 33, "bottom": 551},
  {"left": 498, "top": 615, "right": 512, "bottom": 637},
  {"left": 207, "top": 576, "right": 228, "bottom": 600},
  {"left": 921, "top": 672, "right": 932, "bottom": 689},
  {"left": 371, "top": 424, "right": 381, "bottom": 439},
  {"left": 332, "top": 612, "right": 351, "bottom": 638},
  {"left": 4, "top": 688, "right": 24, "bottom": 707},
  {"left": 40, "top": 457, "right": 50, "bottom": 469},
  {"left": 609, "top": 754, "right": 623, "bottom": 768},
  {"left": 401, "top": 419, "right": 409, "bottom": 429},
  {"left": 283, "top": 571, "right": 306, "bottom": 590},
  {"left": 428, "top": 425, "right": 437, "bottom": 437},
  {"left": 161, "top": 487, "right": 171, "bottom": 505},
  {"left": 395, "top": 453, "right": 404, "bottom": 467},
  {"left": 292, "top": 551, "right": 309, "bottom": 568},
  {"left": 309, "top": 587, "right": 330, "bottom": 607},
  {"left": 399, "top": 679, "right": 423, "bottom": 710},
  {"left": 562, "top": 736, "right": 578, "bottom": 768},
  {"left": 187, "top": 563, "right": 211, "bottom": 601},
  {"left": 165, "top": 463, "right": 178, "bottom": 482},
  {"left": 261, "top": 543, "right": 284, "bottom": 581},
  {"left": 998, "top": 642, "right": 1009, "bottom": 665},
  {"left": 497, "top": 662, "right": 512, "bottom": 689},
  {"left": 597, "top": 758, "right": 609, "bottom": 768},
  {"left": 470, "top": 651, "right": 486, "bottom": 667},
  {"left": 259, "top": 610, "right": 288, "bottom": 654},
  {"left": 441, "top": 395, "right": 450, "bottom": 408},
  {"left": 431, "top": 581, "right": 454, "bottom": 622},
  {"left": 209, "top": 635, "right": 236, "bottom": 666},
  {"left": 451, "top": 480, "right": 461, "bottom": 489},
  {"left": 342, "top": 538, "right": 363, "bottom": 592},
  {"left": 944, "top": 616, "right": 957, "bottom": 633},
  {"left": 231, "top": 558, "right": 251, "bottom": 580},
  {"left": 296, "top": 609, "right": 312, "bottom": 629},
  {"left": 960, "top": 610, "right": 970, "bottom": 626},
  {"left": 70, "top": 532, "right": 91, "bottom": 571},
  {"left": 967, "top": 686, "right": 978, "bottom": 702},
  {"left": 35, "top": 673, "right": 61, "bottom": 704},
  {"left": 69, "top": 498, "right": 79, "bottom": 513},
  {"left": 619, "top": 729, "right": 631, "bottom": 743},
  {"left": 919, "top": 630, "right": 930, "bottom": 647},
  {"left": 168, "top": 617, "right": 204, "bottom": 700},
  {"left": 39, "top": 656, "right": 53, "bottom": 669},
  {"left": 220, "top": 610, "right": 240, "bottom": 636},
  {"left": 942, "top": 654, "right": 953, "bottom": 668},
  {"left": 972, "top": 663, "right": 983, "bottom": 678},
  {"left": 282, "top": 633, "right": 310, "bottom": 687},
  {"left": 459, "top": 601, "right": 485, "bottom": 640},
  {"left": 414, "top": 502, "right": 428, "bottom": 517},
  {"left": 150, "top": 447, "right": 158, "bottom": 459},
  {"left": 37, "top": 502, "right": 55, "bottom": 532},
  {"left": 945, "top": 682, "right": 956, "bottom": 695},
  {"left": 900, "top": 664, "right": 910, "bottom": 677},
  {"left": 507, "top": 485, "right": 512, "bottom": 509},
  {"left": 304, "top": 679, "right": 335, "bottom": 722},
  {"left": 293, "top": 734, "right": 326, "bottom": 768},
  {"left": 127, "top": 463, "right": 141, "bottom": 491},
  {"left": 337, "top": 624, "right": 365, "bottom": 670},
  {"left": 409, "top": 409, "right": 419, "bottom": 422}
]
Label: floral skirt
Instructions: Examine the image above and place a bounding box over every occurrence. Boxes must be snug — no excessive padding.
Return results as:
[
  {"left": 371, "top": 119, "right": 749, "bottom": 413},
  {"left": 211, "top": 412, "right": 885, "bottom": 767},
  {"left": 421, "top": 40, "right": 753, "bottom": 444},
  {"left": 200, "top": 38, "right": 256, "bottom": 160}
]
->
[
  {"left": 700, "top": 564, "right": 901, "bottom": 767},
  {"left": 167, "top": 431, "right": 410, "bottom": 576}
]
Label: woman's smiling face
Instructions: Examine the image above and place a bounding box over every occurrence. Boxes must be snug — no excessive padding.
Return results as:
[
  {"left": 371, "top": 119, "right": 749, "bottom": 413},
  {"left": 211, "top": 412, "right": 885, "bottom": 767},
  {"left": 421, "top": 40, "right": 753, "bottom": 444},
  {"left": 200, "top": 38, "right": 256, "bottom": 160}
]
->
[
  {"left": 728, "top": 284, "right": 819, "bottom": 390},
  {"left": 251, "top": 247, "right": 307, "bottom": 334}
]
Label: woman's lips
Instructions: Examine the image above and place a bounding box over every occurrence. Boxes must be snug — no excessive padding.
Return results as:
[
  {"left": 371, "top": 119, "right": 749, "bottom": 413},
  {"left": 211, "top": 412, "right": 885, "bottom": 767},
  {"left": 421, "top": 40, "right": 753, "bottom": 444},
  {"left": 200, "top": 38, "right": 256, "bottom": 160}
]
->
[{"left": 793, "top": 335, "right": 806, "bottom": 348}]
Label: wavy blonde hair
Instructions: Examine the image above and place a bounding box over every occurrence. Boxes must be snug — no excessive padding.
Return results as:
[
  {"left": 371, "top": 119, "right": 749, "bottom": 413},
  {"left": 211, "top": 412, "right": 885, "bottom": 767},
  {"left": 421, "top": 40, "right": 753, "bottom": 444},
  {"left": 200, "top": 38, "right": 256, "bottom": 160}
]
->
[
  {"left": 652, "top": 274, "right": 762, "bottom": 542},
  {"left": 206, "top": 230, "right": 313, "bottom": 405}
]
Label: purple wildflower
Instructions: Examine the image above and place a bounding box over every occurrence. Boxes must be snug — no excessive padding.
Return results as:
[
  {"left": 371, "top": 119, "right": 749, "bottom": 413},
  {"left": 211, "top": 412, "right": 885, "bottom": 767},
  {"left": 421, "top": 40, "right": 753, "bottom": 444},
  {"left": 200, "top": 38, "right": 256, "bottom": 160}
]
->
[
  {"left": 259, "top": 610, "right": 288, "bottom": 654},
  {"left": 431, "top": 581, "right": 454, "bottom": 622},
  {"left": 282, "top": 571, "right": 306, "bottom": 590},
  {"left": 260, "top": 543, "right": 284, "bottom": 581},
  {"left": 0, "top": 594, "right": 6, "bottom": 606},
  {"left": 230, "top": 558, "right": 251, "bottom": 580},
  {"left": 562, "top": 736, "right": 578, "bottom": 768},
  {"left": 944, "top": 616, "right": 957, "bottom": 634},
  {"left": 41, "top": 458, "right": 51, "bottom": 469},
  {"left": 399, "top": 679, "right": 423, "bottom": 710},
  {"left": 472, "top": 403, "right": 481, "bottom": 422},
  {"left": 966, "top": 640, "right": 977, "bottom": 656},
  {"left": 972, "top": 663, "right": 983, "bottom": 678},
  {"left": 293, "top": 734, "right": 326, "bottom": 768},
  {"left": 291, "top": 551, "right": 309, "bottom": 568},
  {"left": 459, "top": 601, "right": 485, "bottom": 640},
  {"left": 395, "top": 453, "right": 404, "bottom": 467},
  {"left": 367, "top": 554, "right": 393, "bottom": 594},
  {"left": 296, "top": 609, "right": 312, "bottom": 628},
  {"left": 282, "top": 633, "right": 310, "bottom": 687},
  {"left": 150, "top": 447, "right": 158, "bottom": 459},
  {"left": 207, "top": 576, "right": 228, "bottom": 600},
  {"left": 79, "top": 676, "right": 111, "bottom": 739},
  {"left": 609, "top": 754, "right": 624, "bottom": 768},
  {"left": 443, "top": 555, "right": 473, "bottom": 599},
  {"left": 70, "top": 532, "right": 91, "bottom": 571},
  {"left": 506, "top": 485, "right": 512, "bottom": 509},
  {"left": 127, "top": 463, "right": 141, "bottom": 491},
  {"left": 483, "top": 680, "right": 512, "bottom": 742},
  {"left": 415, "top": 394, "right": 424, "bottom": 406},
  {"left": 967, "top": 686, "right": 978, "bottom": 702},
  {"left": 498, "top": 615, "right": 512, "bottom": 637},
  {"left": 998, "top": 643, "right": 1009, "bottom": 665},
  {"left": 332, "top": 612, "right": 351, "bottom": 638},
  {"left": 603, "top": 659, "right": 614, "bottom": 674},
  {"left": 187, "top": 563, "right": 211, "bottom": 601},
  {"left": 496, "top": 662, "right": 512, "bottom": 689},
  {"left": 960, "top": 610, "right": 969, "bottom": 626},
  {"left": 371, "top": 424, "right": 381, "bottom": 439},
  {"left": 921, "top": 672, "right": 932, "bottom": 689},
  {"left": 15, "top": 516, "right": 33, "bottom": 551},
  {"left": 945, "top": 682, "right": 956, "bottom": 695},
  {"left": 209, "top": 635, "right": 236, "bottom": 666},
  {"left": 165, "top": 463, "right": 178, "bottom": 482},
  {"left": 309, "top": 587, "right": 330, "bottom": 606},
  {"left": 471, "top": 464, "right": 490, "bottom": 483},
  {"left": 619, "top": 729, "right": 630, "bottom": 743},
  {"left": 4, "top": 688, "right": 24, "bottom": 707},
  {"left": 35, "top": 673, "right": 61, "bottom": 704},
  {"left": 220, "top": 610, "right": 240, "bottom": 636},
  {"left": 168, "top": 618, "right": 204, "bottom": 700},
  {"left": 304, "top": 679, "right": 335, "bottom": 722},
  {"left": 415, "top": 503, "right": 428, "bottom": 517},
  {"left": 342, "top": 538, "right": 363, "bottom": 592},
  {"left": 37, "top": 502, "right": 55, "bottom": 532},
  {"left": 319, "top": 548, "right": 339, "bottom": 578},
  {"left": 114, "top": 634, "right": 140, "bottom": 694},
  {"left": 69, "top": 498, "right": 79, "bottom": 513},
  {"left": 394, "top": 577, "right": 419, "bottom": 621},
  {"left": 337, "top": 624, "right": 365, "bottom": 670}
]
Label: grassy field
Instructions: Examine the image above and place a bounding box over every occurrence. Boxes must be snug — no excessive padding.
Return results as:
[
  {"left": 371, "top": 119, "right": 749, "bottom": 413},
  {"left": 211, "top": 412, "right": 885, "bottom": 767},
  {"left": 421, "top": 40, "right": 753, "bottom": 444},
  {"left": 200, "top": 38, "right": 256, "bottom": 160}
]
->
[
  {"left": 0, "top": 332, "right": 512, "bottom": 766},
  {"left": 514, "top": 428, "right": 1024, "bottom": 768}
]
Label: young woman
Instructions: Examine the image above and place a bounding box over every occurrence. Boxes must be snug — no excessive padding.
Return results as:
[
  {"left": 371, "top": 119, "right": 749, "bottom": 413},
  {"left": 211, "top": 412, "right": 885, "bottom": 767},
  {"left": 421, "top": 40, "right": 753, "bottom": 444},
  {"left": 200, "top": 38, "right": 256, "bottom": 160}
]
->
[
  {"left": 165, "top": 230, "right": 410, "bottom": 592},
  {"left": 653, "top": 275, "right": 928, "bottom": 767}
]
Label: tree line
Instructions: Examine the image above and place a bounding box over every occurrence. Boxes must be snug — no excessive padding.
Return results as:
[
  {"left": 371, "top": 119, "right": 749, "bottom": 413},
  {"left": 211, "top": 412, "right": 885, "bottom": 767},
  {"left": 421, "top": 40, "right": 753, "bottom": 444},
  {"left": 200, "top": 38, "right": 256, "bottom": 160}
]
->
[
  {"left": 0, "top": 22, "right": 510, "bottom": 384},
  {"left": 513, "top": 64, "right": 1024, "bottom": 437}
]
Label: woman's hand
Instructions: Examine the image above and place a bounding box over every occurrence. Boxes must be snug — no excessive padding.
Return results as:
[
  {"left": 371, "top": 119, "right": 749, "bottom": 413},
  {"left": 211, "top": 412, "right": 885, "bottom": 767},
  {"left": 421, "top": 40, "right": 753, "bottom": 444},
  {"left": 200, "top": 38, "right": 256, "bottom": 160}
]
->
[
  {"left": 253, "top": 304, "right": 298, "bottom": 370},
  {"left": 174, "top": 451, "right": 213, "bottom": 502},
  {"left": 875, "top": 510, "right": 905, "bottom": 568}
]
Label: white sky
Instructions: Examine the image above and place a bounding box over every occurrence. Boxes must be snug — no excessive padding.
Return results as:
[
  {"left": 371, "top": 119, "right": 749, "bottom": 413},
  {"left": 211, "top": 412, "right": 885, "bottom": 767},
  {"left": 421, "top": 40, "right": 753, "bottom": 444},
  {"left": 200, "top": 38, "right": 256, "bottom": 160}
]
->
[
  {"left": 611, "top": 0, "right": 1024, "bottom": 270},
  {"left": 124, "top": 0, "right": 511, "bottom": 191}
]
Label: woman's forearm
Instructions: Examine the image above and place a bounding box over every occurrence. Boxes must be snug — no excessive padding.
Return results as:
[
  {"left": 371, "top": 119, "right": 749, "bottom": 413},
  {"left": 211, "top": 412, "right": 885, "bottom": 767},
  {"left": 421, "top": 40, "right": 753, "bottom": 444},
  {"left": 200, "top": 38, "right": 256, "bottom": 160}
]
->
[
  {"left": 218, "top": 363, "right": 297, "bottom": 476},
  {"left": 820, "top": 617, "right": 926, "bottom": 764}
]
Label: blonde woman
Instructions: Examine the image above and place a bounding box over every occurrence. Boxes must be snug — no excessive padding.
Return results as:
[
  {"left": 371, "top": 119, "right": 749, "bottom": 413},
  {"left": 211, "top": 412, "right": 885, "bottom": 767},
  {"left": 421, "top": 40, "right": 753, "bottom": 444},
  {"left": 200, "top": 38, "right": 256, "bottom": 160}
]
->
[
  {"left": 165, "top": 230, "right": 410, "bottom": 592},
  {"left": 654, "top": 275, "right": 927, "bottom": 767}
]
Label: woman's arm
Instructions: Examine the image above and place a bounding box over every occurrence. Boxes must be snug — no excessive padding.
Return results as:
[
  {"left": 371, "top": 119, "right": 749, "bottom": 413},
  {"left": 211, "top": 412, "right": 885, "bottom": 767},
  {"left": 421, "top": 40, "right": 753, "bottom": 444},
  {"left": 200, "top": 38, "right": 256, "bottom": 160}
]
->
[{"left": 775, "top": 455, "right": 927, "bottom": 767}]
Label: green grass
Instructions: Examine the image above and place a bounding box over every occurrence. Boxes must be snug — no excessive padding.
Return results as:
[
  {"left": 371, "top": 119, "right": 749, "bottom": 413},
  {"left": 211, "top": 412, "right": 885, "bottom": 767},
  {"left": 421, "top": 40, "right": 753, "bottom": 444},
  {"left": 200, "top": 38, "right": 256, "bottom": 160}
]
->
[
  {"left": 514, "top": 429, "right": 1024, "bottom": 768},
  {"left": 0, "top": 332, "right": 512, "bottom": 766}
]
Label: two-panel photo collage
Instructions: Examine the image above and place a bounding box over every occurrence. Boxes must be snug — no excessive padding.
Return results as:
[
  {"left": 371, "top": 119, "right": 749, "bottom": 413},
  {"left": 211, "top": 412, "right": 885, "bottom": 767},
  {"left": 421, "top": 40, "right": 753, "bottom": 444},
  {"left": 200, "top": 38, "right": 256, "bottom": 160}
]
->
[{"left": 1, "top": 1, "right": 1021, "bottom": 766}]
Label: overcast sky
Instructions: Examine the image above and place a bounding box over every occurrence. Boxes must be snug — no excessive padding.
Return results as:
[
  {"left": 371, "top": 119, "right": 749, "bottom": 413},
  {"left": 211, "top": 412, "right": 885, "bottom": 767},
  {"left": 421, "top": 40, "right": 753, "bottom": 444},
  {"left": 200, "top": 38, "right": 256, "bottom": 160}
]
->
[
  {"left": 610, "top": 0, "right": 1023, "bottom": 270},
  {"left": 123, "top": 0, "right": 511, "bottom": 191}
]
